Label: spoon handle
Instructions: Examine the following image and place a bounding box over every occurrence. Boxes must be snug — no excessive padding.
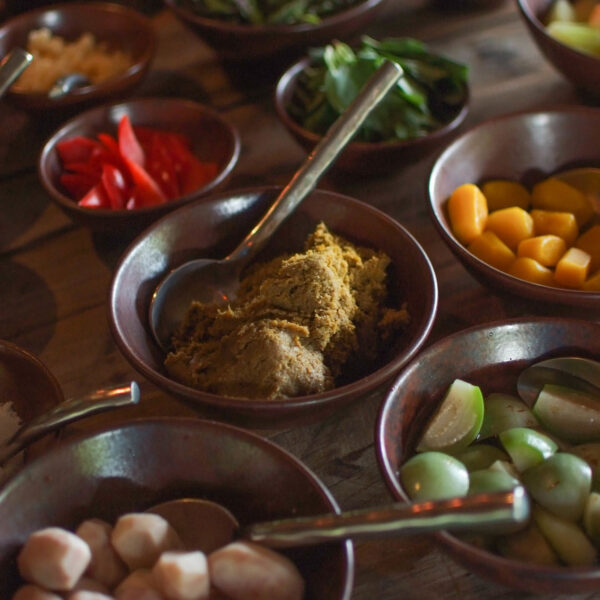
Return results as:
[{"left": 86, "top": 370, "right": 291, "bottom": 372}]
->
[
  {"left": 0, "top": 381, "right": 140, "bottom": 465},
  {"left": 227, "top": 60, "right": 403, "bottom": 265},
  {"left": 243, "top": 487, "right": 529, "bottom": 548},
  {"left": 0, "top": 48, "right": 33, "bottom": 97}
]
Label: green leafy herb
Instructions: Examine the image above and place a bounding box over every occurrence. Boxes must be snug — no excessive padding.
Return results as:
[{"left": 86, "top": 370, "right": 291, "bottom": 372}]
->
[
  {"left": 179, "top": 0, "right": 363, "bottom": 24},
  {"left": 288, "top": 36, "right": 469, "bottom": 143}
]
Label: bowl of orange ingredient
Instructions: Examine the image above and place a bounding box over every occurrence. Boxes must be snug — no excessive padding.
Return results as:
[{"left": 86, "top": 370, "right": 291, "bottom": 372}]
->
[
  {"left": 39, "top": 97, "right": 241, "bottom": 235},
  {"left": 428, "top": 106, "right": 600, "bottom": 308}
]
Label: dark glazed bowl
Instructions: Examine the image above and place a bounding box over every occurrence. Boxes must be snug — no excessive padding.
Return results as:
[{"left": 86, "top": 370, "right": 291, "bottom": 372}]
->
[
  {"left": 517, "top": 0, "right": 600, "bottom": 98},
  {"left": 377, "top": 317, "right": 600, "bottom": 594},
  {"left": 0, "top": 417, "right": 354, "bottom": 598},
  {"left": 39, "top": 97, "right": 241, "bottom": 235},
  {"left": 0, "top": 2, "right": 157, "bottom": 112},
  {"left": 0, "top": 340, "right": 64, "bottom": 430},
  {"left": 108, "top": 187, "right": 438, "bottom": 427},
  {"left": 164, "top": 0, "right": 387, "bottom": 63},
  {"left": 275, "top": 56, "right": 469, "bottom": 175},
  {"left": 428, "top": 106, "right": 600, "bottom": 309}
]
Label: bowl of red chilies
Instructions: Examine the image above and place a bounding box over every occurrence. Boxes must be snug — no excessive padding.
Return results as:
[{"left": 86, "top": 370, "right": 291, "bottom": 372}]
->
[{"left": 38, "top": 97, "right": 241, "bottom": 234}]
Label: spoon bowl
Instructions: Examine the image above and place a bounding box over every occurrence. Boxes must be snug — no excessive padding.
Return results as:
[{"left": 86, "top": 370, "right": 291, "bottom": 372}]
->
[{"left": 149, "top": 60, "right": 402, "bottom": 352}]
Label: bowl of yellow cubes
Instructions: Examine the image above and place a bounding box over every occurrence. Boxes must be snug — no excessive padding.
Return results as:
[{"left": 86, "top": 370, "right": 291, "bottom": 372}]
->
[{"left": 428, "top": 106, "right": 600, "bottom": 308}]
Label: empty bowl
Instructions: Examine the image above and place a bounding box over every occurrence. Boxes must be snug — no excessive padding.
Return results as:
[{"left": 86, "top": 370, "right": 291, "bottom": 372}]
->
[
  {"left": 377, "top": 316, "right": 600, "bottom": 594},
  {"left": 108, "top": 186, "right": 438, "bottom": 426},
  {"left": 39, "top": 97, "right": 241, "bottom": 235},
  {"left": 517, "top": 0, "right": 600, "bottom": 98},
  {"left": 428, "top": 105, "right": 600, "bottom": 308},
  {"left": 0, "top": 417, "right": 354, "bottom": 598},
  {"left": 0, "top": 2, "right": 157, "bottom": 112}
]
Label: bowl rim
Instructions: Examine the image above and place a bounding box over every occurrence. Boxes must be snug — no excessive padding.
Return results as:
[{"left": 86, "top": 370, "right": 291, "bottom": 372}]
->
[
  {"left": 0, "top": 1, "right": 158, "bottom": 103},
  {"left": 516, "top": 0, "right": 600, "bottom": 64},
  {"left": 38, "top": 96, "right": 242, "bottom": 219},
  {"left": 164, "top": 0, "right": 387, "bottom": 33},
  {"left": 274, "top": 54, "right": 470, "bottom": 151},
  {"left": 108, "top": 185, "right": 439, "bottom": 416},
  {"left": 0, "top": 415, "right": 355, "bottom": 599},
  {"left": 427, "top": 104, "right": 600, "bottom": 307},
  {"left": 375, "top": 315, "right": 600, "bottom": 585}
]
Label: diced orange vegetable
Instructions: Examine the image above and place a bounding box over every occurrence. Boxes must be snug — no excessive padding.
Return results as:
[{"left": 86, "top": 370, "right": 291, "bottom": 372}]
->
[
  {"left": 531, "top": 177, "right": 594, "bottom": 227},
  {"left": 583, "top": 269, "right": 600, "bottom": 291},
  {"left": 554, "top": 247, "right": 592, "bottom": 288},
  {"left": 448, "top": 183, "right": 488, "bottom": 245},
  {"left": 588, "top": 4, "right": 600, "bottom": 27},
  {"left": 485, "top": 206, "right": 534, "bottom": 250},
  {"left": 530, "top": 209, "right": 579, "bottom": 246},
  {"left": 508, "top": 257, "right": 555, "bottom": 286},
  {"left": 575, "top": 224, "right": 600, "bottom": 272},
  {"left": 468, "top": 230, "right": 516, "bottom": 271},
  {"left": 517, "top": 235, "right": 567, "bottom": 267},
  {"left": 574, "top": 0, "right": 598, "bottom": 21},
  {"left": 481, "top": 180, "right": 531, "bottom": 212}
]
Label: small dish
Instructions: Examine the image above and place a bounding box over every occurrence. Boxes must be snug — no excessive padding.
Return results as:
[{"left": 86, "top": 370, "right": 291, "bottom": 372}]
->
[
  {"left": 39, "top": 97, "right": 241, "bottom": 235},
  {"left": 108, "top": 186, "right": 438, "bottom": 427},
  {"left": 428, "top": 105, "right": 600, "bottom": 308},
  {"left": 0, "top": 417, "right": 354, "bottom": 598},
  {"left": 0, "top": 2, "right": 157, "bottom": 112},
  {"left": 517, "top": 0, "right": 600, "bottom": 98},
  {"left": 377, "top": 317, "right": 600, "bottom": 594}
]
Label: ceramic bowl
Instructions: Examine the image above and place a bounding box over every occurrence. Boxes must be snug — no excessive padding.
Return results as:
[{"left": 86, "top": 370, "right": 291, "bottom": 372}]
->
[
  {"left": 0, "top": 417, "right": 354, "bottom": 598},
  {"left": 0, "top": 2, "right": 157, "bottom": 112},
  {"left": 39, "top": 97, "right": 241, "bottom": 236},
  {"left": 108, "top": 186, "right": 438, "bottom": 427},
  {"left": 275, "top": 56, "right": 469, "bottom": 175},
  {"left": 377, "top": 317, "right": 600, "bottom": 594},
  {"left": 428, "top": 106, "right": 600, "bottom": 308},
  {"left": 164, "top": 0, "right": 387, "bottom": 63},
  {"left": 517, "top": 0, "right": 600, "bottom": 98}
]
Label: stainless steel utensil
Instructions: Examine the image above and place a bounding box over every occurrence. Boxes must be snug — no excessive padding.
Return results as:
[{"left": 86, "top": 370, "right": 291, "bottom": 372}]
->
[{"left": 0, "top": 48, "right": 32, "bottom": 97}]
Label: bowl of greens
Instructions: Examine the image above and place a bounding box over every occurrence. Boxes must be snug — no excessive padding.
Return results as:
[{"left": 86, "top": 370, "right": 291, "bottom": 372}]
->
[
  {"left": 275, "top": 36, "right": 469, "bottom": 175},
  {"left": 164, "top": 0, "right": 387, "bottom": 62}
]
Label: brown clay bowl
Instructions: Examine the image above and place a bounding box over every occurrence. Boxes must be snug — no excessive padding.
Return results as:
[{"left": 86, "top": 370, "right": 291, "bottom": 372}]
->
[
  {"left": 377, "top": 317, "right": 600, "bottom": 594},
  {"left": 428, "top": 106, "right": 600, "bottom": 309},
  {"left": 275, "top": 55, "right": 469, "bottom": 175},
  {"left": 517, "top": 0, "right": 600, "bottom": 98},
  {"left": 164, "top": 0, "right": 387, "bottom": 63},
  {"left": 0, "top": 417, "right": 354, "bottom": 598},
  {"left": 0, "top": 340, "right": 64, "bottom": 435},
  {"left": 108, "top": 186, "right": 438, "bottom": 427},
  {"left": 39, "top": 97, "right": 241, "bottom": 235},
  {"left": 0, "top": 2, "right": 157, "bottom": 112}
]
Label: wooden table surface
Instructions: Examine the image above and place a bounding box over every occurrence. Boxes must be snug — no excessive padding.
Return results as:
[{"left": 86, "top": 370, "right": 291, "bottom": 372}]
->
[{"left": 1, "top": 1, "right": 600, "bottom": 598}]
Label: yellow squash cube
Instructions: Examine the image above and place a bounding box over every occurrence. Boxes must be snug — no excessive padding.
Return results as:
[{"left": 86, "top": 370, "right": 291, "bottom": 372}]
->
[
  {"left": 531, "top": 209, "right": 579, "bottom": 246},
  {"left": 485, "top": 206, "right": 534, "bottom": 250},
  {"left": 481, "top": 180, "right": 531, "bottom": 211},
  {"left": 554, "top": 247, "right": 592, "bottom": 289},
  {"left": 448, "top": 183, "right": 488, "bottom": 245},
  {"left": 531, "top": 178, "right": 594, "bottom": 227},
  {"left": 508, "top": 257, "right": 555, "bottom": 287},
  {"left": 468, "top": 230, "right": 516, "bottom": 271},
  {"left": 517, "top": 235, "right": 567, "bottom": 267},
  {"left": 575, "top": 225, "right": 600, "bottom": 273}
]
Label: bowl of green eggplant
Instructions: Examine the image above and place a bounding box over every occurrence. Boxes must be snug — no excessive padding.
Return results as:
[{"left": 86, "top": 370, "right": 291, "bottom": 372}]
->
[
  {"left": 275, "top": 36, "right": 469, "bottom": 175},
  {"left": 164, "top": 0, "right": 387, "bottom": 63},
  {"left": 377, "top": 317, "right": 600, "bottom": 594}
]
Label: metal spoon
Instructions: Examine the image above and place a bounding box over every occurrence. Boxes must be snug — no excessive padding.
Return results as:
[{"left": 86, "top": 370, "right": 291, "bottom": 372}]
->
[
  {"left": 517, "top": 357, "right": 600, "bottom": 407},
  {"left": 147, "top": 486, "right": 530, "bottom": 552},
  {"left": 48, "top": 72, "right": 92, "bottom": 98},
  {"left": 0, "top": 381, "right": 140, "bottom": 465},
  {"left": 148, "top": 60, "right": 403, "bottom": 352},
  {"left": 0, "top": 48, "right": 33, "bottom": 97}
]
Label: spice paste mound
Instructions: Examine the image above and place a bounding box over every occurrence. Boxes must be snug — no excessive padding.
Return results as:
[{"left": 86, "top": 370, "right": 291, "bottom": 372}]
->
[{"left": 165, "top": 223, "right": 409, "bottom": 399}]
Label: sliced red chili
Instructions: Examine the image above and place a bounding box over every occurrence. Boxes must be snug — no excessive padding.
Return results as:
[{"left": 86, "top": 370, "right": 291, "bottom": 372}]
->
[{"left": 78, "top": 183, "right": 110, "bottom": 209}]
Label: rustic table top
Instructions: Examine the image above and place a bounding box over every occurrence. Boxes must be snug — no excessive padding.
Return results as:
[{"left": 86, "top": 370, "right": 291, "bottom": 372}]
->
[{"left": 1, "top": 1, "right": 599, "bottom": 598}]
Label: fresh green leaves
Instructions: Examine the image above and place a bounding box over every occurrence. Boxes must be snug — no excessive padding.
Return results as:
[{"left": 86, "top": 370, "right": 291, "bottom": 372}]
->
[
  {"left": 288, "top": 36, "right": 468, "bottom": 142},
  {"left": 180, "top": 0, "right": 362, "bottom": 24}
]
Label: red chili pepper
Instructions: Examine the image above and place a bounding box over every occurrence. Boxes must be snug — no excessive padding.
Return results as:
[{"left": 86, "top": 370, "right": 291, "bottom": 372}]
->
[
  {"left": 123, "top": 158, "right": 167, "bottom": 207},
  {"left": 78, "top": 183, "right": 110, "bottom": 209},
  {"left": 146, "top": 134, "right": 180, "bottom": 199},
  {"left": 100, "top": 163, "right": 129, "bottom": 210},
  {"left": 118, "top": 114, "right": 145, "bottom": 168},
  {"left": 56, "top": 136, "right": 100, "bottom": 164},
  {"left": 59, "top": 172, "right": 96, "bottom": 200}
]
